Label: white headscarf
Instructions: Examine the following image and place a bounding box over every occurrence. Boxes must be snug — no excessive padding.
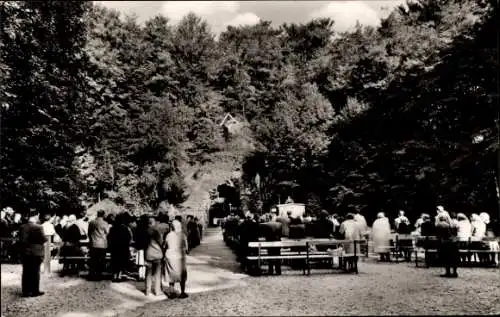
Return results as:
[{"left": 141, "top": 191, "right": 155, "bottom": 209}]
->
[
  {"left": 172, "top": 219, "right": 182, "bottom": 233},
  {"left": 479, "top": 212, "right": 490, "bottom": 225},
  {"left": 471, "top": 213, "right": 486, "bottom": 239},
  {"left": 66, "top": 214, "right": 77, "bottom": 228},
  {"left": 13, "top": 213, "right": 22, "bottom": 223}
]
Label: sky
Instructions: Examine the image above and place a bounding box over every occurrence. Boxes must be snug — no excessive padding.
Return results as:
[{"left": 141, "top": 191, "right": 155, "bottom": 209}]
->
[{"left": 96, "top": 1, "right": 408, "bottom": 34}]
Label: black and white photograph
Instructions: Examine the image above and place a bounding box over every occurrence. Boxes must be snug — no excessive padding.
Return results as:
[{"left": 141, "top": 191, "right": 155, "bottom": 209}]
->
[{"left": 1, "top": 0, "right": 499, "bottom": 316}]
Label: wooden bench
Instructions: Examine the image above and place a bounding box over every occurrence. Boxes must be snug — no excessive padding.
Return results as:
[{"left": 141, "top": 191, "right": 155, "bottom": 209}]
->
[
  {"left": 246, "top": 239, "right": 365, "bottom": 275},
  {"left": 389, "top": 234, "right": 415, "bottom": 262},
  {"left": 414, "top": 237, "right": 500, "bottom": 268}
]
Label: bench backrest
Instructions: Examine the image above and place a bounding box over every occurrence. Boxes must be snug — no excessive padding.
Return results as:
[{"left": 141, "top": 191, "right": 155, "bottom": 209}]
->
[
  {"left": 248, "top": 239, "right": 367, "bottom": 248},
  {"left": 248, "top": 240, "right": 307, "bottom": 248}
]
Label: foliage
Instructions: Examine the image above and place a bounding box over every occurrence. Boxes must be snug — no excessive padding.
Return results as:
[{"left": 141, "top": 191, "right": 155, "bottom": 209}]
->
[{"left": 1, "top": 0, "right": 497, "bottom": 223}]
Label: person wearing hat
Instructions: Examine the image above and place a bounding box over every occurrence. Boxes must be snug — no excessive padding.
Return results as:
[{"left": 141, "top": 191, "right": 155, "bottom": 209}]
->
[{"left": 19, "top": 213, "right": 47, "bottom": 297}]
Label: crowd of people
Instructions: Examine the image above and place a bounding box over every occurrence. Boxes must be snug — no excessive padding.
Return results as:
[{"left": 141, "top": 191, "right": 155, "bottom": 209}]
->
[
  {"left": 1, "top": 206, "right": 205, "bottom": 299},
  {"left": 222, "top": 205, "right": 498, "bottom": 277},
  {"left": 223, "top": 207, "right": 371, "bottom": 275}
]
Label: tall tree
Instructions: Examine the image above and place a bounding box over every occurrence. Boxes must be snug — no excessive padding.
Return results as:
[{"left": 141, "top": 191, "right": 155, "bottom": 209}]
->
[{"left": 1, "top": 1, "right": 91, "bottom": 214}]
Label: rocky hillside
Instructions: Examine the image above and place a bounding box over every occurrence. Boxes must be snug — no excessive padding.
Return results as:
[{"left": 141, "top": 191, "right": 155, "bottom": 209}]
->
[{"left": 180, "top": 122, "right": 259, "bottom": 224}]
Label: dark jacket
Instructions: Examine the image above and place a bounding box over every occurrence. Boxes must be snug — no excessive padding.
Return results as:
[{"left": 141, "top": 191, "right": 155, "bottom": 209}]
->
[
  {"left": 63, "top": 224, "right": 85, "bottom": 245},
  {"left": 313, "top": 219, "right": 334, "bottom": 239},
  {"left": 259, "top": 221, "right": 282, "bottom": 242},
  {"left": 397, "top": 222, "right": 412, "bottom": 235},
  {"left": 19, "top": 222, "right": 47, "bottom": 257},
  {"left": 108, "top": 224, "right": 132, "bottom": 253},
  {"left": 420, "top": 221, "right": 435, "bottom": 236},
  {"left": 436, "top": 221, "right": 457, "bottom": 241}
]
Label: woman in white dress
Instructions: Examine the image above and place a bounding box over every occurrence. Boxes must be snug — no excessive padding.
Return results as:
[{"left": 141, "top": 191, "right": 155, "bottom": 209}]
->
[
  {"left": 372, "top": 212, "right": 391, "bottom": 262},
  {"left": 164, "top": 220, "right": 188, "bottom": 299}
]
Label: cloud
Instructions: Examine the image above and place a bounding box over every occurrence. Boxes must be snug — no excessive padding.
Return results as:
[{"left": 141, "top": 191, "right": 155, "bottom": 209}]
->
[
  {"left": 309, "top": 1, "right": 382, "bottom": 32},
  {"left": 161, "top": 1, "right": 239, "bottom": 23},
  {"left": 224, "top": 12, "right": 261, "bottom": 27}
]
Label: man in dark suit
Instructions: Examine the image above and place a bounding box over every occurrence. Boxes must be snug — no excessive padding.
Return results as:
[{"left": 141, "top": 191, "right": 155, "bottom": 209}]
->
[
  {"left": 88, "top": 210, "right": 109, "bottom": 281},
  {"left": 19, "top": 214, "right": 47, "bottom": 297},
  {"left": 259, "top": 220, "right": 283, "bottom": 275}
]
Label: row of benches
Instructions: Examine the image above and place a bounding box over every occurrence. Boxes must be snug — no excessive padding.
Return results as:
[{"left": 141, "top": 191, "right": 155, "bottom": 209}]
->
[
  {"left": 244, "top": 239, "right": 366, "bottom": 275},
  {"left": 230, "top": 235, "right": 500, "bottom": 276},
  {"left": 362, "top": 235, "right": 500, "bottom": 268}
]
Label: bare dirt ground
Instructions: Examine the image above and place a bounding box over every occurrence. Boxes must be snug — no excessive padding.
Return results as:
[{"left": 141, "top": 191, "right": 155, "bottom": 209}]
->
[{"left": 2, "top": 229, "right": 500, "bottom": 317}]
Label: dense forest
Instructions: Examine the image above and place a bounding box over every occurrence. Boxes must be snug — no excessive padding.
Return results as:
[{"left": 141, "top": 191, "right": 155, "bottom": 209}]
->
[{"left": 1, "top": 0, "right": 498, "bottom": 223}]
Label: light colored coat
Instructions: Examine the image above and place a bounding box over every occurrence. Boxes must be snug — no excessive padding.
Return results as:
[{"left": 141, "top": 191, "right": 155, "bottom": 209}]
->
[
  {"left": 165, "top": 221, "right": 188, "bottom": 283},
  {"left": 339, "top": 219, "right": 363, "bottom": 254},
  {"left": 372, "top": 217, "right": 391, "bottom": 254},
  {"left": 88, "top": 217, "right": 109, "bottom": 249},
  {"left": 457, "top": 220, "right": 472, "bottom": 240}
]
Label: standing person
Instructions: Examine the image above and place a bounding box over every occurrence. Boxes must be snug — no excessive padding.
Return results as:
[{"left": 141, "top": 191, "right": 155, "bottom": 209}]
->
[
  {"left": 313, "top": 211, "right": 334, "bottom": 239},
  {"left": 354, "top": 211, "right": 368, "bottom": 233},
  {"left": 394, "top": 210, "right": 410, "bottom": 232},
  {"left": 436, "top": 214, "right": 459, "bottom": 277},
  {"left": 61, "top": 215, "right": 85, "bottom": 275},
  {"left": 155, "top": 212, "right": 170, "bottom": 287},
  {"left": 372, "top": 212, "right": 391, "bottom": 262},
  {"left": 277, "top": 211, "right": 292, "bottom": 238},
  {"left": 76, "top": 213, "right": 89, "bottom": 243},
  {"left": 144, "top": 215, "right": 164, "bottom": 297},
  {"left": 87, "top": 210, "right": 109, "bottom": 281},
  {"left": 194, "top": 217, "right": 203, "bottom": 241},
  {"left": 108, "top": 213, "right": 132, "bottom": 282},
  {"left": 41, "top": 213, "right": 55, "bottom": 273},
  {"left": 259, "top": 220, "right": 283, "bottom": 275},
  {"left": 237, "top": 213, "right": 257, "bottom": 269},
  {"left": 175, "top": 215, "right": 187, "bottom": 238},
  {"left": 134, "top": 215, "right": 150, "bottom": 281},
  {"left": 395, "top": 211, "right": 412, "bottom": 261},
  {"left": 55, "top": 215, "right": 68, "bottom": 239},
  {"left": 339, "top": 213, "right": 363, "bottom": 255},
  {"left": 420, "top": 214, "right": 435, "bottom": 236},
  {"left": 186, "top": 215, "right": 200, "bottom": 250},
  {"left": 331, "top": 214, "right": 340, "bottom": 235},
  {"left": 19, "top": 214, "right": 47, "bottom": 297},
  {"left": 164, "top": 219, "right": 189, "bottom": 299}
]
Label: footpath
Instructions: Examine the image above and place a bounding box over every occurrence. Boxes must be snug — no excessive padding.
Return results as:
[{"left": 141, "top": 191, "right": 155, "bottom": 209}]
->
[{"left": 1, "top": 227, "right": 248, "bottom": 317}]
